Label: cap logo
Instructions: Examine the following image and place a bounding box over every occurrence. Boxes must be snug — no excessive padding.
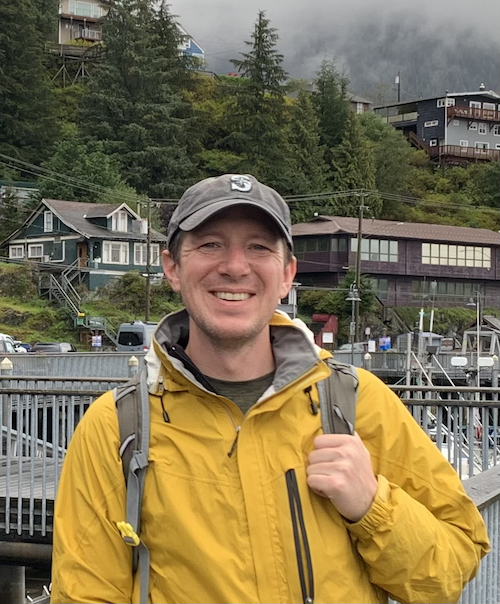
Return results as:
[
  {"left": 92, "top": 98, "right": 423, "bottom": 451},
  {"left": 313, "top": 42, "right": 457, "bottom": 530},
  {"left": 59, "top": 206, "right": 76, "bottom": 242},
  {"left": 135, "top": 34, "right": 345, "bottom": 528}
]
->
[{"left": 230, "top": 175, "right": 252, "bottom": 193}]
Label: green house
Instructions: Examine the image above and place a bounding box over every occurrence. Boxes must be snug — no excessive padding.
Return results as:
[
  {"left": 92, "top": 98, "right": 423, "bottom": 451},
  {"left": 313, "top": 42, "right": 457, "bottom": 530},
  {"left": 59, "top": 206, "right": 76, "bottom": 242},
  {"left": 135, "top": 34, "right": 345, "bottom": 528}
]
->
[{"left": 1, "top": 199, "right": 167, "bottom": 290}]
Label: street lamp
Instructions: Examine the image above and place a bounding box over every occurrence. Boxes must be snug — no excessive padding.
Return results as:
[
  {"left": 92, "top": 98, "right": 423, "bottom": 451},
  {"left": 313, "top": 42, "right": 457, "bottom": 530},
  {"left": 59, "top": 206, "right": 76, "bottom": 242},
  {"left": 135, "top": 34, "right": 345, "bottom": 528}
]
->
[
  {"left": 466, "top": 292, "right": 481, "bottom": 383},
  {"left": 346, "top": 283, "right": 361, "bottom": 365}
]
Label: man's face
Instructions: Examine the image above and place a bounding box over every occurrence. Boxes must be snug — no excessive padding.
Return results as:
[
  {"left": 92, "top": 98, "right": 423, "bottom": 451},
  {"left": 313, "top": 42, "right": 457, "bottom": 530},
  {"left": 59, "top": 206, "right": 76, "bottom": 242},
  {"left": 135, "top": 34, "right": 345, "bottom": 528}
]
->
[{"left": 163, "top": 206, "right": 296, "bottom": 348}]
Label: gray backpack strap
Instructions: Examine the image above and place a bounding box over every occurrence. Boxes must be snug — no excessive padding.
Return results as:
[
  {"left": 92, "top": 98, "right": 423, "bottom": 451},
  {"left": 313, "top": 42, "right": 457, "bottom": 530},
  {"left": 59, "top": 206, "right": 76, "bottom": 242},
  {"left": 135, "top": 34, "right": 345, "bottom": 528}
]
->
[
  {"left": 318, "top": 359, "right": 358, "bottom": 435},
  {"left": 114, "top": 369, "right": 150, "bottom": 604}
]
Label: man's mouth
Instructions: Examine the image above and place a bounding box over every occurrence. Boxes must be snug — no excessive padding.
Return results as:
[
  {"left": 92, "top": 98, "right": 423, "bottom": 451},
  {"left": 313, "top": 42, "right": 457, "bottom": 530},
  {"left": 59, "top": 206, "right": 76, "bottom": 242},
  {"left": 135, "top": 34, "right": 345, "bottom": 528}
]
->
[{"left": 213, "top": 292, "right": 252, "bottom": 301}]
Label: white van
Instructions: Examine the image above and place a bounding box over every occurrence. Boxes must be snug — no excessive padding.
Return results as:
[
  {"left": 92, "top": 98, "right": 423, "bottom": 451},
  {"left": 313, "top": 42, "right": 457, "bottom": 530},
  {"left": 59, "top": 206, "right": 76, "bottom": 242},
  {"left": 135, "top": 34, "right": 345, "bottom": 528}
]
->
[{"left": 116, "top": 321, "right": 158, "bottom": 352}]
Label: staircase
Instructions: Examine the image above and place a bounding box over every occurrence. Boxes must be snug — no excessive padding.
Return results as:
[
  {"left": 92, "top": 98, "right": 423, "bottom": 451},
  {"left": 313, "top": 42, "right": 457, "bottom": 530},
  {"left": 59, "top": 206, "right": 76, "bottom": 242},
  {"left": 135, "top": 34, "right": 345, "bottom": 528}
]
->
[{"left": 406, "top": 131, "right": 429, "bottom": 152}]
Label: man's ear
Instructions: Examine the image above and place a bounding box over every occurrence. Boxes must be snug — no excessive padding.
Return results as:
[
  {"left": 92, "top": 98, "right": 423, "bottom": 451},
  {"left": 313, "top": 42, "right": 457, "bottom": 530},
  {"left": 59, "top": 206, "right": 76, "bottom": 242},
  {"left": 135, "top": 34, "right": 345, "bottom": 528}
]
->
[
  {"left": 162, "top": 249, "right": 181, "bottom": 292},
  {"left": 279, "top": 256, "right": 297, "bottom": 300}
]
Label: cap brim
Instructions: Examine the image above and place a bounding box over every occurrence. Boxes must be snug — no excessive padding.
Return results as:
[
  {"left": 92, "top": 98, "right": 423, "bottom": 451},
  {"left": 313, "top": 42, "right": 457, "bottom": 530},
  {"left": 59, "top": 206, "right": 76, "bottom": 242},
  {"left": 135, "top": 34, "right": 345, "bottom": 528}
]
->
[{"left": 178, "top": 199, "right": 293, "bottom": 248}]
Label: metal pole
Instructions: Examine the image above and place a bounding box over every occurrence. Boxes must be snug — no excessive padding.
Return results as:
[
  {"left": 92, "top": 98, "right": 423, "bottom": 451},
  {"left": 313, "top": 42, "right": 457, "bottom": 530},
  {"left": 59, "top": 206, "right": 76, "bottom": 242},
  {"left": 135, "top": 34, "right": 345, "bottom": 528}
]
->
[
  {"left": 350, "top": 299, "right": 355, "bottom": 366},
  {"left": 354, "top": 201, "right": 365, "bottom": 342},
  {"left": 145, "top": 199, "right": 152, "bottom": 322},
  {"left": 476, "top": 291, "right": 481, "bottom": 385}
]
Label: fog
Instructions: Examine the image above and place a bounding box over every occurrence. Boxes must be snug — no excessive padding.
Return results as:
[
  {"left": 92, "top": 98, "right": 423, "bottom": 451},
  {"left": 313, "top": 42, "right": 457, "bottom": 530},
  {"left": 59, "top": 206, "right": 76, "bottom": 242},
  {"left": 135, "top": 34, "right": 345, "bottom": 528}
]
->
[{"left": 170, "top": 0, "right": 500, "bottom": 100}]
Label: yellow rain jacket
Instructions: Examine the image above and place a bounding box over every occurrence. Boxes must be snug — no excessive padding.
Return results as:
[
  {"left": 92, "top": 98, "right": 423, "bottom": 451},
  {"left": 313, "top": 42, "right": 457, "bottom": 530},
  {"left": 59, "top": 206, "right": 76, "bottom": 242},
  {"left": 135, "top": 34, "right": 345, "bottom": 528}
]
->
[{"left": 51, "top": 310, "right": 489, "bottom": 604}]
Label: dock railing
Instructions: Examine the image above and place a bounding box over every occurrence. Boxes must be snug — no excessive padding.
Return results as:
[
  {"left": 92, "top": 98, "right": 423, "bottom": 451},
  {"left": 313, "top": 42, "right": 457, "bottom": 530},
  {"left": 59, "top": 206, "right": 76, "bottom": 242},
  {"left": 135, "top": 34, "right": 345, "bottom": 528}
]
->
[{"left": 0, "top": 378, "right": 499, "bottom": 602}]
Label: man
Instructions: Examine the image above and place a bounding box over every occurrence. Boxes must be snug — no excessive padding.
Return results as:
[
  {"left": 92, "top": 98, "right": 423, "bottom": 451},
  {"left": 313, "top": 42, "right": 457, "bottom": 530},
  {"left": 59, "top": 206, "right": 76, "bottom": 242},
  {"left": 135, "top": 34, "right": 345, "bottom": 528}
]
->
[{"left": 51, "top": 174, "right": 489, "bottom": 603}]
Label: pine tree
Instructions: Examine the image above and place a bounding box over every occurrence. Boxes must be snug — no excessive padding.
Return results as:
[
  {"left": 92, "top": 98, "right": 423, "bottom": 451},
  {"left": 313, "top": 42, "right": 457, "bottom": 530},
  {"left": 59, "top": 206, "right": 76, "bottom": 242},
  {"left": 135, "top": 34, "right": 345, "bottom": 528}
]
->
[
  {"left": 226, "top": 11, "right": 293, "bottom": 192},
  {"left": 79, "top": 0, "right": 196, "bottom": 200},
  {"left": 0, "top": 0, "right": 59, "bottom": 164},
  {"left": 312, "top": 60, "right": 350, "bottom": 159},
  {"left": 330, "top": 113, "right": 381, "bottom": 216},
  {"left": 0, "top": 187, "right": 25, "bottom": 243},
  {"left": 286, "top": 90, "right": 329, "bottom": 221}
]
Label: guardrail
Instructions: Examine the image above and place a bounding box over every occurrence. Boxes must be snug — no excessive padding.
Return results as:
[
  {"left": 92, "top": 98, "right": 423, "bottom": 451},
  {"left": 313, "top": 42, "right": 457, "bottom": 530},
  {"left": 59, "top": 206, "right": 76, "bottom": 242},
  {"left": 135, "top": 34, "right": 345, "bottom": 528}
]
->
[{"left": 0, "top": 379, "right": 499, "bottom": 602}]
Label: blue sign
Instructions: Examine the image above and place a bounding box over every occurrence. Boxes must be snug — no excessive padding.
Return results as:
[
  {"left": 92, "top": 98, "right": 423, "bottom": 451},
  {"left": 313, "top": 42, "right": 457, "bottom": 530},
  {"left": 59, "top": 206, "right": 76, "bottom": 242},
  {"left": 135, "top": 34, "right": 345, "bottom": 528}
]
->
[{"left": 379, "top": 336, "right": 391, "bottom": 351}]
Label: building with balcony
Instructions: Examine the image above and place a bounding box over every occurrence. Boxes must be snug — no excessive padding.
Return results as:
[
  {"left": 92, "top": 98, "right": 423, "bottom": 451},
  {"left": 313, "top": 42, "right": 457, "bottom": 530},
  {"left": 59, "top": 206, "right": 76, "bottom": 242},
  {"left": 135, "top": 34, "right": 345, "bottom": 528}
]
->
[
  {"left": 373, "top": 86, "right": 500, "bottom": 165},
  {"left": 58, "top": 0, "right": 109, "bottom": 44},
  {"left": 292, "top": 215, "right": 500, "bottom": 308}
]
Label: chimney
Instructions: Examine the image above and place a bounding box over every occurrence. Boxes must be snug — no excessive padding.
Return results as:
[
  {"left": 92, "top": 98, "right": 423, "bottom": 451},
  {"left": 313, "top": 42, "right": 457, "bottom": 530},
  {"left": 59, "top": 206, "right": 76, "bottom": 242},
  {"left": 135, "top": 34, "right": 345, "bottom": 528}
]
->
[{"left": 479, "top": 83, "right": 486, "bottom": 91}]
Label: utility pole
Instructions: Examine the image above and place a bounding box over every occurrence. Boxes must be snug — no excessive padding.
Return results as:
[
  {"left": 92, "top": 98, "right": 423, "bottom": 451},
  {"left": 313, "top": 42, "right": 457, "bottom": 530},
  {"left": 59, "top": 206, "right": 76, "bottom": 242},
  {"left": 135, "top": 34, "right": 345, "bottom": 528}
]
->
[
  {"left": 354, "top": 195, "right": 368, "bottom": 342},
  {"left": 145, "top": 199, "right": 151, "bottom": 322}
]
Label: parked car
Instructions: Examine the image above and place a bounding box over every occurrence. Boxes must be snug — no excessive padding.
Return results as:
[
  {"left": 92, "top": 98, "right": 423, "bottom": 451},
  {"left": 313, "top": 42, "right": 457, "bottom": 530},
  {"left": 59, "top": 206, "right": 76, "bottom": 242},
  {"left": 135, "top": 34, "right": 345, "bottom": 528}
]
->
[
  {"left": 335, "top": 342, "right": 367, "bottom": 353},
  {"left": 116, "top": 321, "right": 158, "bottom": 352},
  {"left": 0, "top": 339, "right": 16, "bottom": 354},
  {"left": 31, "top": 342, "right": 77, "bottom": 353},
  {"left": 0, "top": 333, "right": 27, "bottom": 353}
]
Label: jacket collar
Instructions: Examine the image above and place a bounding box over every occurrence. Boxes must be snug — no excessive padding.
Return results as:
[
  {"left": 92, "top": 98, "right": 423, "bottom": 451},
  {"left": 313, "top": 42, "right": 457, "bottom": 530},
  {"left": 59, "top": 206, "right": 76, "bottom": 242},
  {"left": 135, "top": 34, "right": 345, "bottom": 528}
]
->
[{"left": 145, "top": 309, "right": 330, "bottom": 395}]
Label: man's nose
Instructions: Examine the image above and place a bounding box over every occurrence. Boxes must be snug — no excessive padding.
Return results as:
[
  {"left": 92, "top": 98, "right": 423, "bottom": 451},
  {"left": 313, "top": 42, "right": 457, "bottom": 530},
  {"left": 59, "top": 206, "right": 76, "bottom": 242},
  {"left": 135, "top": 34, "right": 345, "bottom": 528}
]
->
[{"left": 217, "top": 245, "right": 251, "bottom": 277}]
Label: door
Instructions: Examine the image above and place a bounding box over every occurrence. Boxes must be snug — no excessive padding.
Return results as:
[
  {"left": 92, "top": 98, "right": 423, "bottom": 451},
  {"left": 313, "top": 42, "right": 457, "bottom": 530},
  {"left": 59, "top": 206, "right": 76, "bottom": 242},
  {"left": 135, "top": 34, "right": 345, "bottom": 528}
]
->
[{"left": 77, "top": 242, "right": 88, "bottom": 268}]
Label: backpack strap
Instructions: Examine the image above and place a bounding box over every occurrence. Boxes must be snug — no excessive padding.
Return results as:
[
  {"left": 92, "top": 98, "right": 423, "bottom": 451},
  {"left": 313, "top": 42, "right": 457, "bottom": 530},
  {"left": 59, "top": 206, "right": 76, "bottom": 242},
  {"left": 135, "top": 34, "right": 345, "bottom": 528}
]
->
[
  {"left": 319, "top": 358, "right": 358, "bottom": 435},
  {"left": 114, "top": 369, "right": 150, "bottom": 604}
]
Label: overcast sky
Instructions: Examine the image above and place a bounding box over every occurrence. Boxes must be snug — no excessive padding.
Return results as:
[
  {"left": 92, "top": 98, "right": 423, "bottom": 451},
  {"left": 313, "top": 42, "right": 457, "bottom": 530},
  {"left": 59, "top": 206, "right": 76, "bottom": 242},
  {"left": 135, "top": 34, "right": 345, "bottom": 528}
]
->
[{"left": 170, "top": 0, "right": 500, "bottom": 99}]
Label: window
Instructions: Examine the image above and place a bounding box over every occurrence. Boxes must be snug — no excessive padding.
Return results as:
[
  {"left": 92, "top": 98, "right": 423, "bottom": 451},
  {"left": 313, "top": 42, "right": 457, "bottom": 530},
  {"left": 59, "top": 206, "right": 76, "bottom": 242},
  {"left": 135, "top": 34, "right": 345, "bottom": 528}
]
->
[
  {"left": 112, "top": 211, "right": 128, "bottom": 232},
  {"left": 68, "top": 1, "right": 101, "bottom": 17},
  {"left": 453, "top": 120, "right": 460, "bottom": 126},
  {"left": 429, "top": 139, "right": 437, "bottom": 147},
  {"left": 424, "top": 120, "right": 438, "bottom": 127},
  {"left": 496, "top": 144, "right": 500, "bottom": 150},
  {"left": 469, "top": 122, "right": 478, "bottom": 130},
  {"left": 478, "top": 123, "right": 487, "bottom": 135},
  {"left": 134, "top": 243, "right": 160, "bottom": 266},
  {"left": 421, "top": 242, "right": 490, "bottom": 268},
  {"left": 369, "top": 278, "right": 389, "bottom": 300},
  {"left": 412, "top": 280, "right": 482, "bottom": 302},
  {"left": 351, "top": 238, "right": 398, "bottom": 262},
  {"left": 470, "top": 101, "right": 482, "bottom": 109},
  {"left": 44, "top": 211, "right": 53, "bottom": 232},
  {"left": 437, "top": 98, "right": 455, "bottom": 107},
  {"left": 103, "top": 241, "right": 129, "bottom": 264},
  {"left": 475, "top": 142, "right": 489, "bottom": 150},
  {"left": 493, "top": 125, "right": 500, "bottom": 136},
  {"left": 356, "top": 102, "right": 364, "bottom": 114},
  {"left": 28, "top": 244, "right": 43, "bottom": 259},
  {"left": 460, "top": 140, "right": 468, "bottom": 147},
  {"left": 483, "top": 102, "right": 496, "bottom": 111},
  {"left": 9, "top": 245, "right": 24, "bottom": 259}
]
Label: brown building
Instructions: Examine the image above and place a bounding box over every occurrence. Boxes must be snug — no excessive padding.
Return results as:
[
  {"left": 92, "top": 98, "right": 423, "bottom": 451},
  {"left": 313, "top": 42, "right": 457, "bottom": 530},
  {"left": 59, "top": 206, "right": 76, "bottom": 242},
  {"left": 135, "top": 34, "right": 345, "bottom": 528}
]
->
[{"left": 292, "top": 216, "right": 500, "bottom": 308}]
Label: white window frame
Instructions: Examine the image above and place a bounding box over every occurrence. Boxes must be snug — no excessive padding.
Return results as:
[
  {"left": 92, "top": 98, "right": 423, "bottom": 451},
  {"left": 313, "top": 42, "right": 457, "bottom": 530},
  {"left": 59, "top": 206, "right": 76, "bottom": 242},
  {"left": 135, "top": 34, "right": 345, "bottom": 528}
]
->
[
  {"left": 478, "top": 123, "right": 487, "bottom": 135},
  {"left": 28, "top": 244, "right": 43, "bottom": 259},
  {"left": 460, "top": 140, "right": 468, "bottom": 147},
  {"left": 493, "top": 125, "right": 500, "bottom": 136},
  {"left": 496, "top": 144, "right": 500, "bottom": 150},
  {"left": 429, "top": 139, "right": 438, "bottom": 147},
  {"left": 134, "top": 243, "right": 160, "bottom": 266},
  {"left": 475, "top": 142, "right": 489, "bottom": 150},
  {"left": 470, "top": 101, "right": 482, "bottom": 109},
  {"left": 483, "top": 102, "right": 496, "bottom": 111},
  {"left": 44, "top": 211, "right": 53, "bottom": 232},
  {"left": 422, "top": 242, "right": 490, "bottom": 268},
  {"left": 103, "top": 241, "right": 129, "bottom": 265},
  {"left": 446, "top": 98, "right": 456, "bottom": 107},
  {"left": 469, "top": 122, "right": 478, "bottom": 130},
  {"left": 437, "top": 99, "right": 446, "bottom": 107},
  {"left": 112, "top": 211, "right": 128, "bottom": 232},
  {"left": 424, "top": 120, "right": 438, "bottom": 127},
  {"left": 9, "top": 245, "right": 24, "bottom": 259}
]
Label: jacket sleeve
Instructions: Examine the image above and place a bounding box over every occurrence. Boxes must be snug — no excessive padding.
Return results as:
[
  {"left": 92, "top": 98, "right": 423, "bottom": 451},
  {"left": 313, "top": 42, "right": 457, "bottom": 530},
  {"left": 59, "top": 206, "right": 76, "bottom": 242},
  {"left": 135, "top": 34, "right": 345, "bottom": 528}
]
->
[
  {"left": 347, "top": 369, "right": 490, "bottom": 604},
  {"left": 50, "top": 391, "right": 134, "bottom": 603}
]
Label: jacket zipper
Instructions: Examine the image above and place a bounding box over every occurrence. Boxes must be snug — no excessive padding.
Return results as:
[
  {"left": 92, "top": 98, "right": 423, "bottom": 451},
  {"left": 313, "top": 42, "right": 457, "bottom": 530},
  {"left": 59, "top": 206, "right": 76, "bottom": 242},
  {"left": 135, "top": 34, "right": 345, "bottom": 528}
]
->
[{"left": 285, "top": 469, "right": 314, "bottom": 604}]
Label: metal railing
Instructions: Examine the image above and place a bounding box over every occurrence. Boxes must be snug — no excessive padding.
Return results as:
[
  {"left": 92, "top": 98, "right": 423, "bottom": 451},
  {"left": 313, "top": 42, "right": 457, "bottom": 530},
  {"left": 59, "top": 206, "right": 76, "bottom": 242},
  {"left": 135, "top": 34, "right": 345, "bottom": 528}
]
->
[{"left": 0, "top": 379, "right": 499, "bottom": 602}]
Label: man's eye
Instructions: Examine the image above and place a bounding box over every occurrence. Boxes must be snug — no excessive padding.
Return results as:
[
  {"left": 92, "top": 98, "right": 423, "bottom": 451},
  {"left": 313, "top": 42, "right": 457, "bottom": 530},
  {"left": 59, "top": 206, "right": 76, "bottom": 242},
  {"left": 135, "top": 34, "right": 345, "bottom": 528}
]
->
[{"left": 199, "top": 242, "right": 219, "bottom": 249}]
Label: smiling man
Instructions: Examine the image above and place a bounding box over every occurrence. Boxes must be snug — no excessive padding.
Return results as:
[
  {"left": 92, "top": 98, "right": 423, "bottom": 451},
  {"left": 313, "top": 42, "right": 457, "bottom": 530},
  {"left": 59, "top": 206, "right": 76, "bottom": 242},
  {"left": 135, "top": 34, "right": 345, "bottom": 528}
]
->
[{"left": 51, "top": 174, "right": 489, "bottom": 604}]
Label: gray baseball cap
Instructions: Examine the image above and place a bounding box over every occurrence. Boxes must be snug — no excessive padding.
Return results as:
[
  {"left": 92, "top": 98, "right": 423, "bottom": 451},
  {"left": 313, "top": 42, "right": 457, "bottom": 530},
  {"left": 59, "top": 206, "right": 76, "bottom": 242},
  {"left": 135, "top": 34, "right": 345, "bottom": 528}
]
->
[{"left": 166, "top": 174, "right": 293, "bottom": 249}]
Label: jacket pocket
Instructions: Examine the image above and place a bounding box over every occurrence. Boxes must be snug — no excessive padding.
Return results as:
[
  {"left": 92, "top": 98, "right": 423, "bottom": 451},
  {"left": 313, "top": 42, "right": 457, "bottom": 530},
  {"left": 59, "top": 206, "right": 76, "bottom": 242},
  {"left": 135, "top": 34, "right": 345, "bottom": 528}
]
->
[{"left": 285, "top": 469, "right": 314, "bottom": 604}]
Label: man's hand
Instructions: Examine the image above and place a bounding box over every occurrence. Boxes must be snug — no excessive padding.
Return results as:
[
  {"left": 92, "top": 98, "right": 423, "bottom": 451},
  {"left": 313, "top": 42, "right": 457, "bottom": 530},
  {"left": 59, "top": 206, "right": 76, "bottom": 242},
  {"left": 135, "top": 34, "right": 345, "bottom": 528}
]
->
[{"left": 307, "top": 433, "right": 378, "bottom": 522}]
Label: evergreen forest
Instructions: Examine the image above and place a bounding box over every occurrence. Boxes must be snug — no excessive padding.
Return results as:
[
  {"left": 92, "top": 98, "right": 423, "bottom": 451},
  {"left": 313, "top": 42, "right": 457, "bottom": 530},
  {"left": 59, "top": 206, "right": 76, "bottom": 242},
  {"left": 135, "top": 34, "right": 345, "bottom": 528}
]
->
[{"left": 1, "top": 0, "right": 499, "bottom": 245}]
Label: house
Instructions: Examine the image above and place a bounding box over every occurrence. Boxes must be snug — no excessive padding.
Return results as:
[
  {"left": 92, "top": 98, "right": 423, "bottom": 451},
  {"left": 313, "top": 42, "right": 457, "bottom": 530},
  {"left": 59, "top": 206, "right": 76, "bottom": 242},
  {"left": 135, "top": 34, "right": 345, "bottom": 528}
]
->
[
  {"left": 373, "top": 86, "right": 500, "bottom": 164},
  {"left": 349, "top": 93, "right": 373, "bottom": 115},
  {"left": 292, "top": 215, "right": 500, "bottom": 308},
  {"left": 57, "top": 0, "right": 109, "bottom": 44},
  {"left": 0, "top": 199, "right": 167, "bottom": 291},
  {"left": 0, "top": 181, "right": 38, "bottom": 204}
]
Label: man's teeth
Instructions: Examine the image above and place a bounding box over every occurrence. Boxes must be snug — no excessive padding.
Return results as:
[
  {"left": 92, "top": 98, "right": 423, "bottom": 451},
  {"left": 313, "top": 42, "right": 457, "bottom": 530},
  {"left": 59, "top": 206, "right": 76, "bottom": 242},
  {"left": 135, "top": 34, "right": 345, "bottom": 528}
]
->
[{"left": 214, "top": 292, "right": 251, "bottom": 301}]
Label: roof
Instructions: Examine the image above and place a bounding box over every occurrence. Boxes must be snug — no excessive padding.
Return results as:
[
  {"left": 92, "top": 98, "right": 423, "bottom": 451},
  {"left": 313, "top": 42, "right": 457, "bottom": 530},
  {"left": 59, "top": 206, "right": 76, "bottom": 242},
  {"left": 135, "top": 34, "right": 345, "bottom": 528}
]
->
[
  {"left": 349, "top": 94, "right": 373, "bottom": 105},
  {"left": 373, "top": 89, "right": 500, "bottom": 110},
  {"left": 43, "top": 199, "right": 167, "bottom": 242},
  {"left": 292, "top": 215, "right": 500, "bottom": 246}
]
